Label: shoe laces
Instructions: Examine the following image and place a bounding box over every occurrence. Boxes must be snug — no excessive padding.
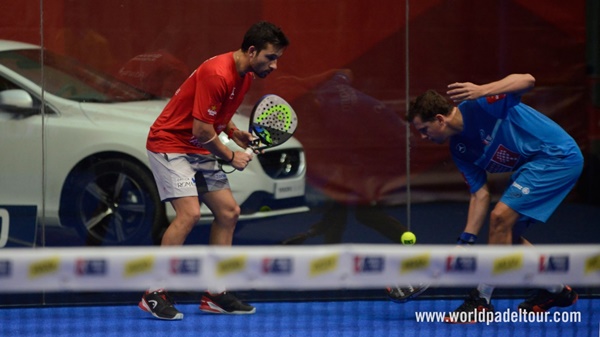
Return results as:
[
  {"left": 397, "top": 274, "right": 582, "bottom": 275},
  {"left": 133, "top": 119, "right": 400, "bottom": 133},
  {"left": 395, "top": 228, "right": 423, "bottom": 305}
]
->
[
  {"left": 524, "top": 289, "right": 552, "bottom": 303},
  {"left": 456, "top": 290, "right": 488, "bottom": 312},
  {"left": 155, "top": 290, "right": 176, "bottom": 306}
]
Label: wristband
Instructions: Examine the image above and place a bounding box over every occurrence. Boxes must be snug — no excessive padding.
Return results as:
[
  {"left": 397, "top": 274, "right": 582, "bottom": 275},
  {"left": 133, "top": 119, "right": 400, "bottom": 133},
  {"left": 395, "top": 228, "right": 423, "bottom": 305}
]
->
[
  {"left": 227, "top": 127, "right": 239, "bottom": 139},
  {"left": 456, "top": 232, "right": 477, "bottom": 245},
  {"left": 200, "top": 134, "right": 217, "bottom": 145},
  {"left": 227, "top": 151, "right": 235, "bottom": 163}
]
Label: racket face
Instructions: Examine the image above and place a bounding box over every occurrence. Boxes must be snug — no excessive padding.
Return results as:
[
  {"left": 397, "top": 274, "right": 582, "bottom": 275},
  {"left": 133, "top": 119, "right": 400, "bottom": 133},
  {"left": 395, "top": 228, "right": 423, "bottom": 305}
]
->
[{"left": 250, "top": 94, "right": 298, "bottom": 148}]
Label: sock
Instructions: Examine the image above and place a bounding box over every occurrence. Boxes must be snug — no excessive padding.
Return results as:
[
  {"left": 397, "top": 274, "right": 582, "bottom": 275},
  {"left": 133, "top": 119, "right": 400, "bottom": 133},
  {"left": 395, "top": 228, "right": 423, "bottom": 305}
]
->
[
  {"left": 546, "top": 284, "right": 564, "bottom": 293},
  {"left": 477, "top": 284, "right": 495, "bottom": 304},
  {"left": 147, "top": 286, "right": 164, "bottom": 293},
  {"left": 207, "top": 286, "right": 226, "bottom": 295}
]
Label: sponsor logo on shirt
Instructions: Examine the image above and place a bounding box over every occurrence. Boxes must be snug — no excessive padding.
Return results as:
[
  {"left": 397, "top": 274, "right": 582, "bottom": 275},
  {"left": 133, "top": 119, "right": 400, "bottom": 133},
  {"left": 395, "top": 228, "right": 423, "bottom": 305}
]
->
[
  {"left": 486, "top": 94, "right": 506, "bottom": 104},
  {"left": 208, "top": 105, "right": 218, "bottom": 116},
  {"left": 485, "top": 144, "right": 520, "bottom": 173},
  {"left": 479, "top": 129, "right": 493, "bottom": 145}
]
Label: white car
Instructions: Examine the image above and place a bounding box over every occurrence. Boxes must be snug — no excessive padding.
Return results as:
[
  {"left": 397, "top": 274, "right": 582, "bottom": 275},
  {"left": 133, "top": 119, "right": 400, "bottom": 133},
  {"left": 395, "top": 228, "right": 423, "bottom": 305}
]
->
[{"left": 0, "top": 40, "right": 307, "bottom": 245}]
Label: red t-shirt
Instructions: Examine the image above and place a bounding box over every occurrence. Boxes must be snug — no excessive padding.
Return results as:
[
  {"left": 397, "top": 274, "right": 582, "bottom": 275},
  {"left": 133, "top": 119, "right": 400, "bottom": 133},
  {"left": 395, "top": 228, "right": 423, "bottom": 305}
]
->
[{"left": 146, "top": 52, "right": 253, "bottom": 154}]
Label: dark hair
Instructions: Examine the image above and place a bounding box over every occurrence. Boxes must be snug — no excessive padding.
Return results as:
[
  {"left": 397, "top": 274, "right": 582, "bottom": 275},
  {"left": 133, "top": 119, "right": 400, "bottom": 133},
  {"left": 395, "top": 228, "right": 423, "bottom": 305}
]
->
[
  {"left": 241, "top": 21, "right": 289, "bottom": 53},
  {"left": 407, "top": 90, "right": 453, "bottom": 122}
]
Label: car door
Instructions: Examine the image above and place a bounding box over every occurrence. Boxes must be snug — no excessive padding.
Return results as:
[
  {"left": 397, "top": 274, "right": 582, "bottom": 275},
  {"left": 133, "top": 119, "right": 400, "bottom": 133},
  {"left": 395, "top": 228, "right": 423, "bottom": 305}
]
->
[{"left": 0, "top": 76, "right": 45, "bottom": 212}]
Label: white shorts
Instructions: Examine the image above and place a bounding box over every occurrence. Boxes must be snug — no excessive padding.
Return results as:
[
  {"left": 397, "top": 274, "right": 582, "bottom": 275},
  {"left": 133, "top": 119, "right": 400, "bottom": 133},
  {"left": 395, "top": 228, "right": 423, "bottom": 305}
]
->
[{"left": 147, "top": 150, "right": 230, "bottom": 202}]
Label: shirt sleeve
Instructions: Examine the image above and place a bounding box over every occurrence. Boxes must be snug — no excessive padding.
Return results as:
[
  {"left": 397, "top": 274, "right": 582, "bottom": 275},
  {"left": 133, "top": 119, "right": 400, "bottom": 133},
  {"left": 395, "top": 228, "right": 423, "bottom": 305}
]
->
[
  {"left": 192, "top": 73, "right": 228, "bottom": 125},
  {"left": 452, "top": 155, "right": 487, "bottom": 194},
  {"left": 476, "top": 93, "right": 520, "bottom": 119}
]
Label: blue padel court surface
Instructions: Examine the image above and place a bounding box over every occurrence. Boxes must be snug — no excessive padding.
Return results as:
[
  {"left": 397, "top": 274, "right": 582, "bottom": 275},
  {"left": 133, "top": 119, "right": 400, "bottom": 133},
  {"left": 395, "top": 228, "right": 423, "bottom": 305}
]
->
[{"left": 2, "top": 298, "right": 598, "bottom": 337}]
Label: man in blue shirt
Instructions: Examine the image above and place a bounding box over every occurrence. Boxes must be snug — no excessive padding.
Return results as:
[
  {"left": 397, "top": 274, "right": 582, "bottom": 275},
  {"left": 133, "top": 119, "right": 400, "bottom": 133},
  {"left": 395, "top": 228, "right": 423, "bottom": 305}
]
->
[{"left": 408, "top": 74, "right": 583, "bottom": 323}]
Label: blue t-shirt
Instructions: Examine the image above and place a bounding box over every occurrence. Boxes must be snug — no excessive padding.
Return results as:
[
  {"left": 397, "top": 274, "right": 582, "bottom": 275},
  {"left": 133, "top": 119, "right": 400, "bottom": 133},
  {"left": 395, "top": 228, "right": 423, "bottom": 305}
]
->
[{"left": 450, "top": 93, "right": 581, "bottom": 193}]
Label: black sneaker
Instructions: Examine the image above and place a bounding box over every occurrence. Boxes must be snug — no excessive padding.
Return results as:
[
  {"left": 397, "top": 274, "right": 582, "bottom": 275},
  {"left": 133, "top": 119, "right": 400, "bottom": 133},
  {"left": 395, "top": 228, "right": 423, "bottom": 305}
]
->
[
  {"left": 443, "top": 289, "right": 494, "bottom": 324},
  {"left": 518, "top": 285, "right": 578, "bottom": 313},
  {"left": 138, "top": 289, "right": 184, "bottom": 320},
  {"left": 385, "top": 283, "right": 429, "bottom": 303},
  {"left": 199, "top": 292, "right": 256, "bottom": 314}
]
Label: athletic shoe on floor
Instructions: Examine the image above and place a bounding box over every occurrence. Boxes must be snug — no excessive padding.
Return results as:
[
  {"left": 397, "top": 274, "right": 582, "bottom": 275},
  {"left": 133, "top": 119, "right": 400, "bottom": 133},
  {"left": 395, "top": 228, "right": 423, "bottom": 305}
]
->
[
  {"left": 200, "top": 291, "right": 256, "bottom": 314},
  {"left": 518, "top": 285, "right": 578, "bottom": 313},
  {"left": 443, "top": 289, "right": 494, "bottom": 324},
  {"left": 385, "top": 283, "right": 429, "bottom": 303},
  {"left": 138, "top": 289, "right": 184, "bottom": 320}
]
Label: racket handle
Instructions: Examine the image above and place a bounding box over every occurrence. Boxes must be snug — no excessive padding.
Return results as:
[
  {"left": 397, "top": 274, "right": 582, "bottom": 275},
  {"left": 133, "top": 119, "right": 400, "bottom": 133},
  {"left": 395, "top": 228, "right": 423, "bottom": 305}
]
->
[{"left": 245, "top": 147, "right": 253, "bottom": 155}]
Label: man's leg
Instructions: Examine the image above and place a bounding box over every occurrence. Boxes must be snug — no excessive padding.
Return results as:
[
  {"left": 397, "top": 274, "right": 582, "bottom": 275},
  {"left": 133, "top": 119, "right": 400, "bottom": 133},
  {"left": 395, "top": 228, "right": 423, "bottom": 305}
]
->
[
  {"left": 161, "top": 196, "right": 201, "bottom": 246},
  {"left": 198, "top": 189, "right": 255, "bottom": 314},
  {"left": 200, "top": 189, "right": 240, "bottom": 246},
  {"left": 488, "top": 202, "right": 520, "bottom": 245}
]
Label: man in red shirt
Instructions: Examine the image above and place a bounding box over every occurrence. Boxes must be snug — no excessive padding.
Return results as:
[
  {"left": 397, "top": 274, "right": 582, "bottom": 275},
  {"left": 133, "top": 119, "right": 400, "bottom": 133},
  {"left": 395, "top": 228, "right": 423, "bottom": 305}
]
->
[{"left": 139, "top": 21, "right": 289, "bottom": 320}]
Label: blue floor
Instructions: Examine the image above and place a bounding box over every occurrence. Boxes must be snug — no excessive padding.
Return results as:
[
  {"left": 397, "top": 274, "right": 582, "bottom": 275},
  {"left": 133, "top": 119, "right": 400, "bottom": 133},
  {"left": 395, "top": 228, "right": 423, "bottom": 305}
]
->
[{"left": 1, "top": 298, "right": 598, "bottom": 337}]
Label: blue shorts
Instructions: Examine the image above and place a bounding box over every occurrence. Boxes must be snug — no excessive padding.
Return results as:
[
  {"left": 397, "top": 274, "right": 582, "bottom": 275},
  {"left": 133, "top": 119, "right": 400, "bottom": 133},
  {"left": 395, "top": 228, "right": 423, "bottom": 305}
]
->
[{"left": 501, "top": 156, "right": 583, "bottom": 223}]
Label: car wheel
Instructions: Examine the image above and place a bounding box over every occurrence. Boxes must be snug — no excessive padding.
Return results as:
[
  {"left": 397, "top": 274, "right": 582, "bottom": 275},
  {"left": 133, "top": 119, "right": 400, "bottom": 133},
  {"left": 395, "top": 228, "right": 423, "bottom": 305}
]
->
[{"left": 60, "top": 158, "right": 166, "bottom": 245}]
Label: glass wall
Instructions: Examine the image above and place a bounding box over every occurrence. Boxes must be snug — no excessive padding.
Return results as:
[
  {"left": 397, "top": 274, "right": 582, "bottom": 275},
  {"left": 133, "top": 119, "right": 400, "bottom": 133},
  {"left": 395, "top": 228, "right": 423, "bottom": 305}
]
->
[{"left": 0, "top": 0, "right": 598, "bottom": 304}]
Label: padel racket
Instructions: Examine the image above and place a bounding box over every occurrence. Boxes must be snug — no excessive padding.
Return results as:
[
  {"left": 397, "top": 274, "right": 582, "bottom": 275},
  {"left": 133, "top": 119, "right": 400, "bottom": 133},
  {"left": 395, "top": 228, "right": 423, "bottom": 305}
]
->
[
  {"left": 245, "top": 94, "right": 298, "bottom": 154},
  {"left": 220, "top": 94, "right": 298, "bottom": 173}
]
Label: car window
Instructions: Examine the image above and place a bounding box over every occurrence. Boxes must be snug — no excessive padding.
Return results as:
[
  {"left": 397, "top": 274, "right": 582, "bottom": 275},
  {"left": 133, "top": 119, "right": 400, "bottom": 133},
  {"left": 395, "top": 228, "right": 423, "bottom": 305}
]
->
[
  {"left": 0, "top": 49, "right": 157, "bottom": 103},
  {"left": 0, "top": 75, "right": 19, "bottom": 91}
]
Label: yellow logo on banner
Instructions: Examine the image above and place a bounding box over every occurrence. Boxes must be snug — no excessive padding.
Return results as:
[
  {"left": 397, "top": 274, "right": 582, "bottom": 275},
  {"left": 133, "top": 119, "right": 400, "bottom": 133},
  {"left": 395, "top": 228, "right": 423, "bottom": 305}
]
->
[
  {"left": 217, "top": 256, "right": 247, "bottom": 277},
  {"left": 310, "top": 254, "right": 339, "bottom": 277},
  {"left": 124, "top": 256, "right": 155, "bottom": 278},
  {"left": 584, "top": 254, "right": 600, "bottom": 274},
  {"left": 29, "top": 256, "right": 60, "bottom": 279},
  {"left": 400, "top": 253, "right": 430, "bottom": 274},
  {"left": 493, "top": 253, "right": 523, "bottom": 275}
]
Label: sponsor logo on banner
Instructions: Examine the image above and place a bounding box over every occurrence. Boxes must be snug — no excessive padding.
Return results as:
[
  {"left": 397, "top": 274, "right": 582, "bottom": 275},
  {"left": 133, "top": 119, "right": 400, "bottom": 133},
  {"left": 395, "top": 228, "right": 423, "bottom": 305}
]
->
[
  {"left": 400, "top": 254, "right": 430, "bottom": 274},
  {"left": 354, "top": 256, "right": 384, "bottom": 273},
  {"left": 262, "top": 258, "right": 293, "bottom": 274},
  {"left": 124, "top": 256, "right": 155, "bottom": 278},
  {"left": 170, "top": 258, "right": 200, "bottom": 275},
  {"left": 29, "top": 256, "right": 60, "bottom": 279},
  {"left": 0, "top": 260, "right": 11, "bottom": 277},
  {"left": 216, "top": 255, "right": 246, "bottom": 277},
  {"left": 493, "top": 253, "right": 523, "bottom": 275},
  {"left": 310, "top": 254, "right": 339, "bottom": 277},
  {"left": 76, "top": 259, "right": 107, "bottom": 276},
  {"left": 539, "top": 255, "right": 569, "bottom": 273},
  {"left": 446, "top": 256, "right": 477, "bottom": 273},
  {"left": 584, "top": 254, "right": 600, "bottom": 274}
]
